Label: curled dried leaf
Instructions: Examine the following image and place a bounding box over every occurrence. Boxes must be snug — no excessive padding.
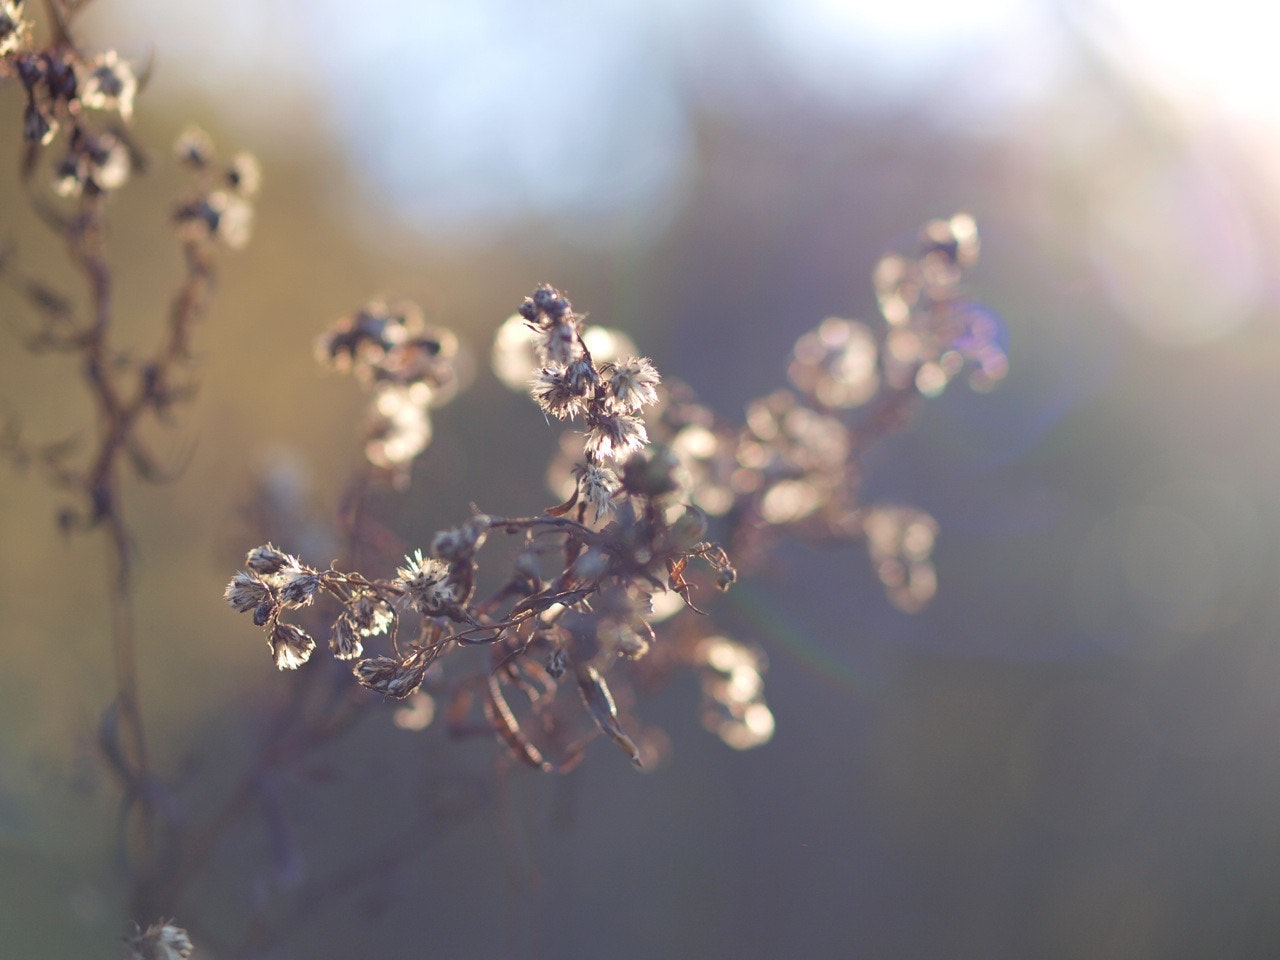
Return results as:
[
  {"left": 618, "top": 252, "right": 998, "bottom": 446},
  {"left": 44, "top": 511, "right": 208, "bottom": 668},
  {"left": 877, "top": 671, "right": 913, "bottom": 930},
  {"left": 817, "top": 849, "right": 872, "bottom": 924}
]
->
[
  {"left": 486, "top": 673, "right": 552, "bottom": 772},
  {"left": 576, "top": 665, "right": 641, "bottom": 768}
]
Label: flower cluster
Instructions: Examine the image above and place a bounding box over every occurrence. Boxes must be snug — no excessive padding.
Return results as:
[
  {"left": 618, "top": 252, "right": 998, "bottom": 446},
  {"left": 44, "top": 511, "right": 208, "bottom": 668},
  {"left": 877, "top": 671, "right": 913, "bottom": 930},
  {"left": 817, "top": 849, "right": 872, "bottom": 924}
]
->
[
  {"left": 516, "top": 284, "right": 663, "bottom": 522},
  {"left": 225, "top": 542, "right": 397, "bottom": 670},
  {"left": 228, "top": 289, "right": 742, "bottom": 767},
  {"left": 315, "top": 299, "right": 463, "bottom": 486},
  {"left": 873, "top": 213, "right": 1007, "bottom": 395},
  {"left": 3, "top": 20, "right": 139, "bottom": 198},
  {"left": 172, "top": 126, "right": 260, "bottom": 250},
  {"left": 532, "top": 214, "right": 1007, "bottom": 613},
  {"left": 228, "top": 220, "right": 1004, "bottom": 768}
]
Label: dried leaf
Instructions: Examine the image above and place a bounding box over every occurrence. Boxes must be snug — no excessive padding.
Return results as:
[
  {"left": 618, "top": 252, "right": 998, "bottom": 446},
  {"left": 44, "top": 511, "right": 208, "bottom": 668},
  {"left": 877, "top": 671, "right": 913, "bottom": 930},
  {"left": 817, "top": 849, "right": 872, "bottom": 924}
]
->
[
  {"left": 576, "top": 665, "right": 642, "bottom": 768},
  {"left": 485, "top": 673, "right": 552, "bottom": 772},
  {"left": 544, "top": 484, "right": 579, "bottom": 517}
]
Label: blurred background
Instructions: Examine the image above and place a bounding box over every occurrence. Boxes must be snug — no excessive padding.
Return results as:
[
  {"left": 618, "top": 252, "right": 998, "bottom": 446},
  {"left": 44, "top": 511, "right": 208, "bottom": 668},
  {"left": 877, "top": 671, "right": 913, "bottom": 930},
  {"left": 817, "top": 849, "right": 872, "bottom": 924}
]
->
[{"left": 3, "top": 0, "right": 1280, "bottom": 957}]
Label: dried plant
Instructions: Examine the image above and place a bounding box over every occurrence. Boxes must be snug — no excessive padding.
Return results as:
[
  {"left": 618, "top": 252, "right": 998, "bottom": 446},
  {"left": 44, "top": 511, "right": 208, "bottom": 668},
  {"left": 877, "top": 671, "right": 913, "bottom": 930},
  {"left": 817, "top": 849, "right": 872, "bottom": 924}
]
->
[
  {"left": 2, "top": 0, "right": 257, "bottom": 949},
  {"left": 227, "top": 217, "right": 1005, "bottom": 773},
  {"left": 3, "top": 2, "right": 1005, "bottom": 955}
]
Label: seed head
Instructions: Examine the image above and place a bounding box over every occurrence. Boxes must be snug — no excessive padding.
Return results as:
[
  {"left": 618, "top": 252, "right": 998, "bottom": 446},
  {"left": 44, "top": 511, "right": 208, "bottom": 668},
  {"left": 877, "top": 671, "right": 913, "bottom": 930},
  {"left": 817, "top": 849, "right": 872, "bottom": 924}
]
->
[
  {"left": 354, "top": 656, "right": 423, "bottom": 699},
  {"left": 245, "top": 543, "right": 293, "bottom": 575},
  {"left": 125, "top": 921, "right": 194, "bottom": 960},
  {"left": 349, "top": 593, "right": 395, "bottom": 637},
  {"left": 79, "top": 50, "right": 137, "bottom": 121},
  {"left": 577, "top": 464, "right": 619, "bottom": 522},
  {"left": 269, "top": 622, "right": 315, "bottom": 670},
  {"left": 583, "top": 412, "right": 648, "bottom": 462},
  {"left": 330, "top": 617, "right": 363, "bottom": 660},
  {"left": 394, "top": 549, "right": 459, "bottom": 616},
  {"left": 531, "top": 365, "right": 589, "bottom": 420},
  {"left": 605, "top": 357, "right": 661, "bottom": 413},
  {"left": 224, "top": 571, "right": 270, "bottom": 613},
  {"left": 276, "top": 564, "right": 322, "bottom": 608}
]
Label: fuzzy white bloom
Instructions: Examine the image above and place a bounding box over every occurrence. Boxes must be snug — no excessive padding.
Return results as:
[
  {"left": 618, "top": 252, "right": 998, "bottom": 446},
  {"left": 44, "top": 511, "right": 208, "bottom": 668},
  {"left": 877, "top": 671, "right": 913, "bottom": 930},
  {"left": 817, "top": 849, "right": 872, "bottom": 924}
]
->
[
  {"left": 579, "top": 465, "right": 620, "bottom": 522},
  {"left": 206, "top": 190, "right": 255, "bottom": 249},
  {"left": 349, "top": 593, "right": 395, "bottom": 637},
  {"left": 126, "top": 921, "right": 194, "bottom": 960},
  {"left": 275, "top": 563, "right": 321, "bottom": 608},
  {"left": 394, "top": 549, "right": 459, "bottom": 615},
  {"left": 584, "top": 413, "right": 648, "bottom": 462},
  {"left": 354, "top": 656, "right": 423, "bottom": 699},
  {"left": 542, "top": 319, "right": 581, "bottom": 366},
  {"left": 530, "top": 365, "right": 588, "bottom": 420},
  {"left": 227, "top": 151, "right": 262, "bottom": 198},
  {"left": 79, "top": 50, "right": 137, "bottom": 121},
  {"left": 224, "top": 571, "right": 269, "bottom": 612},
  {"left": 606, "top": 357, "right": 661, "bottom": 413},
  {"left": 330, "top": 617, "right": 364, "bottom": 660},
  {"left": 270, "top": 622, "right": 316, "bottom": 670}
]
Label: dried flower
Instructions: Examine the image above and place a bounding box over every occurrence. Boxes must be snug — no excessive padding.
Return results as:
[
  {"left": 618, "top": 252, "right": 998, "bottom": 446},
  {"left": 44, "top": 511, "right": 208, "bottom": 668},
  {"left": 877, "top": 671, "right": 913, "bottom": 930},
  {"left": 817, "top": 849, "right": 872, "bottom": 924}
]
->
[
  {"left": 54, "top": 130, "right": 131, "bottom": 198},
  {"left": 330, "top": 616, "right": 363, "bottom": 660},
  {"left": 21, "top": 99, "right": 55, "bottom": 145},
  {"left": 226, "top": 151, "right": 261, "bottom": 197},
  {"left": 222, "top": 220, "right": 1003, "bottom": 772},
  {"left": 204, "top": 190, "right": 254, "bottom": 249},
  {"left": 530, "top": 364, "right": 589, "bottom": 420},
  {"left": 224, "top": 571, "right": 270, "bottom": 613},
  {"left": 269, "top": 621, "right": 315, "bottom": 670},
  {"left": 0, "top": 2, "right": 29, "bottom": 57},
  {"left": 583, "top": 412, "right": 648, "bottom": 462},
  {"left": 245, "top": 543, "right": 293, "bottom": 575},
  {"left": 173, "top": 125, "right": 214, "bottom": 168},
  {"left": 125, "top": 920, "right": 194, "bottom": 960},
  {"left": 430, "top": 516, "right": 490, "bottom": 561},
  {"left": 354, "top": 656, "right": 423, "bottom": 699},
  {"left": 349, "top": 593, "right": 395, "bottom": 637},
  {"left": 394, "top": 549, "right": 459, "bottom": 616},
  {"left": 79, "top": 50, "right": 136, "bottom": 121},
  {"left": 605, "top": 357, "right": 661, "bottom": 413},
  {"left": 577, "top": 463, "right": 619, "bottom": 522},
  {"left": 275, "top": 563, "right": 322, "bottom": 608}
]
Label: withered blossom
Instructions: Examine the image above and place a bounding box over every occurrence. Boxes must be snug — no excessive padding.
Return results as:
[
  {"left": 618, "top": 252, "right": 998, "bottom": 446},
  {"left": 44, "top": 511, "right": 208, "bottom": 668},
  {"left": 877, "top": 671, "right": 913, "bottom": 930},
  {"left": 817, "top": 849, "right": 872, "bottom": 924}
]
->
[
  {"left": 577, "top": 463, "right": 619, "bottom": 522},
  {"left": 53, "top": 130, "right": 130, "bottom": 198},
  {"left": 173, "top": 125, "right": 214, "bottom": 168},
  {"left": 354, "top": 656, "right": 422, "bottom": 699},
  {"left": 269, "top": 621, "right": 315, "bottom": 670},
  {"left": 394, "top": 549, "right": 459, "bottom": 617},
  {"left": 349, "top": 593, "right": 394, "bottom": 637},
  {"left": 329, "top": 617, "right": 363, "bottom": 660},
  {"left": 275, "top": 563, "right": 322, "bottom": 608},
  {"left": 430, "top": 515, "right": 490, "bottom": 561},
  {"left": 315, "top": 299, "right": 463, "bottom": 484},
  {"left": 244, "top": 543, "right": 293, "bottom": 575},
  {"left": 0, "top": 1, "right": 29, "bottom": 57},
  {"left": 44, "top": 50, "right": 77, "bottom": 102},
  {"left": 171, "top": 131, "right": 261, "bottom": 250},
  {"left": 205, "top": 190, "right": 254, "bottom": 249},
  {"left": 543, "top": 320, "right": 581, "bottom": 366},
  {"left": 583, "top": 412, "right": 648, "bottom": 462},
  {"left": 78, "top": 49, "right": 136, "bottom": 121},
  {"left": 226, "top": 150, "right": 261, "bottom": 197},
  {"left": 224, "top": 571, "right": 270, "bottom": 612},
  {"left": 530, "top": 365, "right": 584, "bottom": 420},
  {"left": 21, "top": 99, "right": 54, "bottom": 144},
  {"left": 125, "top": 921, "right": 194, "bottom": 960},
  {"left": 604, "top": 356, "right": 661, "bottom": 413},
  {"left": 224, "top": 225, "right": 1003, "bottom": 771}
]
